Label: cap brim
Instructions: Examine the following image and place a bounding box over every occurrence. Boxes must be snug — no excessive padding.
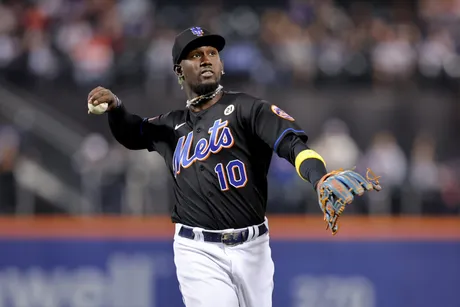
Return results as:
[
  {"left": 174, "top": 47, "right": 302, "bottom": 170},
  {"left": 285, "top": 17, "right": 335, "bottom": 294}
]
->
[{"left": 176, "top": 35, "right": 226, "bottom": 64}]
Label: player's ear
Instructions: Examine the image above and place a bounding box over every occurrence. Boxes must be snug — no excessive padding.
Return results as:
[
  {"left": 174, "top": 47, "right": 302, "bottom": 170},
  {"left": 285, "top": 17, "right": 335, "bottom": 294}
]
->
[
  {"left": 174, "top": 64, "right": 183, "bottom": 77},
  {"left": 174, "top": 64, "right": 185, "bottom": 90},
  {"left": 220, "top": 60, "right": 225, "bottom": 75}
]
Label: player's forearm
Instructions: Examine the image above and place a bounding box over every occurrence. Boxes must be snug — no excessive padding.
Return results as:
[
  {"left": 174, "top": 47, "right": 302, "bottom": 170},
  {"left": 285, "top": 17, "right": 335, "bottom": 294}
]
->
[
  {"left": 107, "top": 104, "right": 148, "bottom": 150},
  {"left": 277, "top": 135, "right": 327, "bottom": 189}
]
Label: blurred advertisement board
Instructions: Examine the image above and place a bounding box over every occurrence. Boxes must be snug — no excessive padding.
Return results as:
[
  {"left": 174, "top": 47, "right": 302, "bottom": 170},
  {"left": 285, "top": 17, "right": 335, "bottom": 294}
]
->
[{"left": 0, "top": 217, "right": 458, "bottom": 307}]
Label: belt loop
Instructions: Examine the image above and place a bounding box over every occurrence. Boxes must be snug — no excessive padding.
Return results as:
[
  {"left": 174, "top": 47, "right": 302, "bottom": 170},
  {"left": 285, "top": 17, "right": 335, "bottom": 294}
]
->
[
  {"left": 175, "top": 223, "right": 182, "bottom": 236},
  {"left": 253, "top": 224, "right": 260, "bottom": 238},
  {"left": 193, "top": 228, "right": 203, "bottom": 241},
  {"left": 246, "top": 226, "right": 254, "bottom": 241}
]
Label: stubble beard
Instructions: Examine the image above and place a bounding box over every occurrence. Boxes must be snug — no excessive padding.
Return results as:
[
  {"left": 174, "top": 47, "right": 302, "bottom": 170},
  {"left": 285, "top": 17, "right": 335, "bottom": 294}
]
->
[{"left": 190, "top": 81, "right": 220, "bottom": 97}]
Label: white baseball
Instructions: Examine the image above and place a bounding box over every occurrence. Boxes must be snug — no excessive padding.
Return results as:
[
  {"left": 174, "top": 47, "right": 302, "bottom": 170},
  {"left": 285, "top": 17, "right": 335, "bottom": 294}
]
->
[{"left": 88, "top": 102, "right": 108, "bottom": 115}]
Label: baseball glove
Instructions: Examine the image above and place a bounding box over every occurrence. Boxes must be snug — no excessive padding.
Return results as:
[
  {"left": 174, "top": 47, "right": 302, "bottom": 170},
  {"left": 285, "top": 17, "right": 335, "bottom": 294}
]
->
[{"left": 317, "top": 168, "right": 381, "bottom": 235}]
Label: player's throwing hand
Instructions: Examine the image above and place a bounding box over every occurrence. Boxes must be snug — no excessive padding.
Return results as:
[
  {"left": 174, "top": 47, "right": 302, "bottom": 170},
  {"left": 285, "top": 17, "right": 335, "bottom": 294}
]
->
[{"left": 87, "top": 86, "right": 119, "bottom": 113}]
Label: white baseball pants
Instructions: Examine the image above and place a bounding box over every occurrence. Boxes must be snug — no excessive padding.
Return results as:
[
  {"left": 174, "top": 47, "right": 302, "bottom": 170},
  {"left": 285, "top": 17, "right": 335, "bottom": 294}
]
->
[{"left": 173, "top": 220, "right": 275, "bottom": 307}]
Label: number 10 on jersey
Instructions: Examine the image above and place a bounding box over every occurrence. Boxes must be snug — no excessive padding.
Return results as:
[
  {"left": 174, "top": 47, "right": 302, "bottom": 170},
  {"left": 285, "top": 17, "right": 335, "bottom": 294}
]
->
[{"left": 214, "top": 159, "right": 248, "bottom": 191}]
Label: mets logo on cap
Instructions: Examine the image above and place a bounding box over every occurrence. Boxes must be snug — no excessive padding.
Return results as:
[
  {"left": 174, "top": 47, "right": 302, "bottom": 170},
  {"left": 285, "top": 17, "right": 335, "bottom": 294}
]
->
[
  {"left": 271, "top": 105, "right": 295, "bottom": 121},
  {"left": 190, "top": 27, "right": 204, "bottom": 36}
]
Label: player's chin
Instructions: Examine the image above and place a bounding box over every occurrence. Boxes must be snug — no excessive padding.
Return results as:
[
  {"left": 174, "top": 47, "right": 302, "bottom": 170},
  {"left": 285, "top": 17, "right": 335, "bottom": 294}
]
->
[
  {"left": 192, "top": 80, "right": 219, "bottom": 96},
  {"left": 196, "top": 77, "right": 220, "bottom": 89},
  {"left": 199, "top": 74, "right": 219, "bottom": 84}
]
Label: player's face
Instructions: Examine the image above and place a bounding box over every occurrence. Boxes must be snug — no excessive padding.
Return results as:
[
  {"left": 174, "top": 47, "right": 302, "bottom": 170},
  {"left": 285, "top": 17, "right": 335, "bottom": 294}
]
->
[{"left": 181, "top": 46, "right": 223, "bottom": 95}]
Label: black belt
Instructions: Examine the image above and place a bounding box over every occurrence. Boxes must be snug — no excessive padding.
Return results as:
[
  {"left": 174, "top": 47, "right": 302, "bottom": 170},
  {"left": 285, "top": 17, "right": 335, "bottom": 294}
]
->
[{"left": 178, "top": 223, "right": 268, "bottom": 246}]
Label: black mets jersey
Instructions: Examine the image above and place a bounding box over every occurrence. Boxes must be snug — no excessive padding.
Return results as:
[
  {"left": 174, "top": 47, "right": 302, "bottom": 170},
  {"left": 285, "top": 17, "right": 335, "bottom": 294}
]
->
[{"left": 108, "top": 91, "right": 308, "bottom": 230}]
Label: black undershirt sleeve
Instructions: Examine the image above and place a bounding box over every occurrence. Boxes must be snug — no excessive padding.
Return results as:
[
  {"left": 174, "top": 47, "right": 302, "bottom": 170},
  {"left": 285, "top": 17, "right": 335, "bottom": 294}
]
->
[
  {"left": 107, "top": 104, "right": 149, "bottom": 150},
  {"left": 276, "top": 134, "right": 328, "bottom": 189}
]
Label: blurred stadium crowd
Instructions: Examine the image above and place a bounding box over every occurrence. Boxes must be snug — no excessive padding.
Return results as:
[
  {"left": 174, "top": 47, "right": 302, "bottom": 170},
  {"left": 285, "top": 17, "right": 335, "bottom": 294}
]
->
[
  {"left": 0, "top": 0, "right": 459, "bottom": 216},
  {"left": 0, "top": 0, "right": 459, "bottom": 87}
]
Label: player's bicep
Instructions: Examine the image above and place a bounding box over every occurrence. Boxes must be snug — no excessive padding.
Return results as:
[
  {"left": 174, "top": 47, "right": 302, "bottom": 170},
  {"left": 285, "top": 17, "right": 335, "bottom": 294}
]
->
[{"left": 251, "top": 100, "right": 308, "bottom": 153}]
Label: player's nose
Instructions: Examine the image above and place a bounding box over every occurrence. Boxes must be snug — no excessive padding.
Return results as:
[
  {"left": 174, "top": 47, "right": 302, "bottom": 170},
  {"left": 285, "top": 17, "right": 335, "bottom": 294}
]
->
[
  {"left": 200, "top": 61, "right": 211, "bottom": 66},
  {"left": 200, "top": 54, "right": 212, "bottom": 65}
]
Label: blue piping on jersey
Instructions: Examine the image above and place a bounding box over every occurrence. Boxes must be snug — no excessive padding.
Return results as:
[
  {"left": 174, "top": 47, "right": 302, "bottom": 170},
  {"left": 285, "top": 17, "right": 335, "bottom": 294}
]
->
[
  {"left": 140, "top": 118, "right": 148, "bottom": 136},
  {"left": 273, "top": 128, "right": 306, "bottom": 152}
]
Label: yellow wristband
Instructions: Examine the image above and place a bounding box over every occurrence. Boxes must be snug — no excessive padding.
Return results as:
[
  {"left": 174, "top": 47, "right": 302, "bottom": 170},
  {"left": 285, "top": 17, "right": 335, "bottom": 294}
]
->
[{"left": 295, "top": 149, "right": 326, "bottom": 181}]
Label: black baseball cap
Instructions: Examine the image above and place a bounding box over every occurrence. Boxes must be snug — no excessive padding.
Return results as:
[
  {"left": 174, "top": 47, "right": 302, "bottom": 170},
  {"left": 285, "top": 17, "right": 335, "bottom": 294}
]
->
[{"left": 172, "top": 26, "right": 226, "bottom": 65}]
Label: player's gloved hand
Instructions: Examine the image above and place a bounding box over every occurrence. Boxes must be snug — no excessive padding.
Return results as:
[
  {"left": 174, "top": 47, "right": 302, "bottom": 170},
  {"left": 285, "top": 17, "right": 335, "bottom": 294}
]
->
[
  {"left": 87, "top": 86, "right": 120, "bottom": 112},
  {"left": 316, "top": 168, "right": 381, "bottom": 235}
]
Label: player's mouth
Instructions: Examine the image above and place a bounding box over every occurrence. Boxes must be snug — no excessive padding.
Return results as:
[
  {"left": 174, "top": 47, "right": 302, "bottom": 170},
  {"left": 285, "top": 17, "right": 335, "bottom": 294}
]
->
[{"left": 201, "top": 69, "right": 214, "bottom": 77}]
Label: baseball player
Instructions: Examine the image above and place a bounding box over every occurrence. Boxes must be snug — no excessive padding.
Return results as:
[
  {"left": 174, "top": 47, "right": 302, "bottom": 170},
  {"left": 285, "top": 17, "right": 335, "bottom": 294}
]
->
[{"left": 87, "top": 26, "right": 381, "bottom": 307}]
